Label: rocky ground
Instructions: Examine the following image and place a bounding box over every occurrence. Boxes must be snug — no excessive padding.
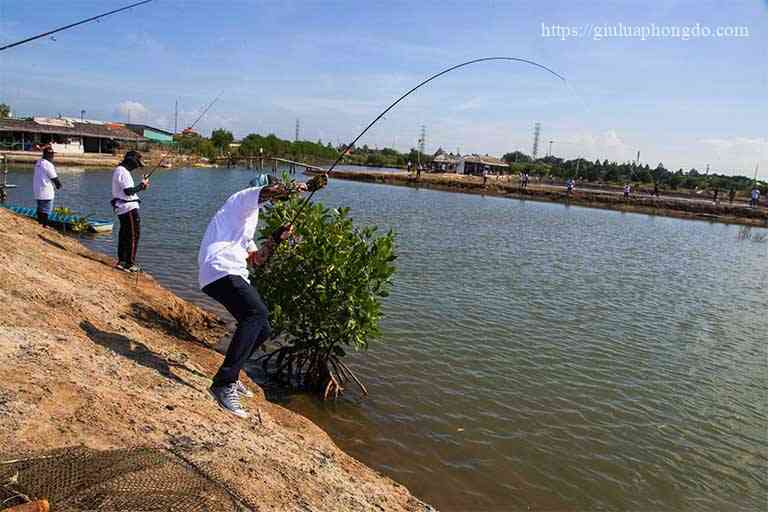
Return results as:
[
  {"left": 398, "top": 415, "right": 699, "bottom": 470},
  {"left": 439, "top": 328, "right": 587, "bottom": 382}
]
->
[{"left": 0, "top": 207, "right": 432, "bottom": 511}]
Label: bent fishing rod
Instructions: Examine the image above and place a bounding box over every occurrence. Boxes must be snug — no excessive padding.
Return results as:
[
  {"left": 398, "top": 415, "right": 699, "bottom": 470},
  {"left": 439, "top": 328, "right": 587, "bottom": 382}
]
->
[
  {"left": 144, "top": 91, "right": 225, "bottom": 178},
  {"left": 0, "top": 0, "right": 154, "bottom": 52},
  {"left": 288, "top": 57, "right": 567, "bottom": 224}
]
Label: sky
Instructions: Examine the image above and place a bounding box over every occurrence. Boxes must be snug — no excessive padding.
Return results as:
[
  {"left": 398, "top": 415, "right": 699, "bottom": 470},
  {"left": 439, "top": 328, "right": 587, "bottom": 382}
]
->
[{"left": 0, "top": 0, "right": 766, "bottom": 176}]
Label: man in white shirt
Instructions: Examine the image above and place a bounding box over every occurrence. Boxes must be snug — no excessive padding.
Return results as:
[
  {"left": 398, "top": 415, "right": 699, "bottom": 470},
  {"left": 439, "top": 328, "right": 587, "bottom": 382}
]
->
[
  {"left": 198, "top": 173, "right": 326, "bottom": 418},
  {"left": 111, "top": 151, "right": 150, "bottom": 272},
  {"left": 33, "top": 146, "right": 62, "bottom": 227}
]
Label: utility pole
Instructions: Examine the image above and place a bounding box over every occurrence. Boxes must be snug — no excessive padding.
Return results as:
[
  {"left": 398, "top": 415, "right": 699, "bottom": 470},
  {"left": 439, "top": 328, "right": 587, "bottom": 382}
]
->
[
  {"left": 532, "top": 122, "right": 541, "bottom": 160},
  {"left": 295, "top": 118, "right": 300, "bottom": 142},
  {"left": 174, "top": 100, "right": 178, "bottom": 134},
  {"left": 418, "top": 125, "right": 426, "bottom": 156},
  {"left": 635, "top": 150, "right": 640, "bottom": 166},
  {"left": 548, "top": 140, "right": 554, "bottom": 157}
]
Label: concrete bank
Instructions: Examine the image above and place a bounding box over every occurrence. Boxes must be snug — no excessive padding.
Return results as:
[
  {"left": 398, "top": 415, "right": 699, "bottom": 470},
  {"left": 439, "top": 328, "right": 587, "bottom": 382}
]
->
[
  {"left": 0, "top": 207, "right": 433, "bottom": 511},
  {"left": 309, "top": 170, "right": 768, "bottom": 228}
]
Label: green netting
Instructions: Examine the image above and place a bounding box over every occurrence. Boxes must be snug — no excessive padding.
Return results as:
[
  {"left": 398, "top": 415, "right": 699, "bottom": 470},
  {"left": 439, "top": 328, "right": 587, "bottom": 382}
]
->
[{"left": 0, "top": 446, "right": 247, "bottom": 511}]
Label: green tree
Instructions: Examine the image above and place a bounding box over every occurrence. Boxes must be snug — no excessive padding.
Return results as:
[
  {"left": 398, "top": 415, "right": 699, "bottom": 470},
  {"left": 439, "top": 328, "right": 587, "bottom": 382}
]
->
[
  {"left": 251, "top": 195, "right": 397, "bottom": 399},
  {"left": 0, "top": 103, "right": 9, "bottom": 118},
  {"left": 210, "top": 128, "right": 234, "bottom": 153},
  {"left": 502, "top": 151, "right": 532, "bottom": 164}
]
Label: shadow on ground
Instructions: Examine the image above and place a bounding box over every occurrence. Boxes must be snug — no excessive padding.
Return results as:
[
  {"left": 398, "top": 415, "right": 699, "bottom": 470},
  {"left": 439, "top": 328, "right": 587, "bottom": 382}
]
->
[
  {"left": 37, "top": 234, "right": 67, "bottom": 251},
  {"left": 80, "top": 320, "right": 204, "bottom": 392},
  {"left": 129, "top": 302, "right": 213, "bottom": 348}
]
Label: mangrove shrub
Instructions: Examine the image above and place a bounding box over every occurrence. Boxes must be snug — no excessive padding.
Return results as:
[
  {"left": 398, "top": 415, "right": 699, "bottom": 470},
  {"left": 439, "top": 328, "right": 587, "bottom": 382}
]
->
[{"left": 251, "top": 196, "right": 397, "bottom": 399}]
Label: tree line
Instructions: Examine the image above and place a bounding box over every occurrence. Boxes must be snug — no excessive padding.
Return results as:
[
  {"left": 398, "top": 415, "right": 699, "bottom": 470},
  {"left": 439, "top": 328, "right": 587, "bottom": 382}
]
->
[
  {"left": 172, "top": 127, "right": 764, "bottom": 193},
  {"left": 501, "top": 152, "right": 765, "bottom": 193}
]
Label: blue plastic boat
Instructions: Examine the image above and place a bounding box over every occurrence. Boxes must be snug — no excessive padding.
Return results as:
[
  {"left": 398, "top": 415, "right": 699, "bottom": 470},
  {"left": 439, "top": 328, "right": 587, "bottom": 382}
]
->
[{"left": 2, "top": 204, "right": 114, "bottom": 233}]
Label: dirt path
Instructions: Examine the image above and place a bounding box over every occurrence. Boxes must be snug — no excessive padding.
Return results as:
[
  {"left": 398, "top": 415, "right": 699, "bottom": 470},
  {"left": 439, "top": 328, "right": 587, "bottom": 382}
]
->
[
  {"left": 309, "top": 170, "right": 768, "bottom": 228},
  {"left": 0, "top": 207, "right": 433, "bottom": 511}
]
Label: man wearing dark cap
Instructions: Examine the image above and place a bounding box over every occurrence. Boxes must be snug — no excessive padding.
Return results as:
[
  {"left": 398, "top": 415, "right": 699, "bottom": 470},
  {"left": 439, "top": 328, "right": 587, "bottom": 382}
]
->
[
  {"left": 111, "top": 150, "right": 149, "bottom": 272},
  {"left": 33, "top": 145, "right": 62, "bottom": 227}
]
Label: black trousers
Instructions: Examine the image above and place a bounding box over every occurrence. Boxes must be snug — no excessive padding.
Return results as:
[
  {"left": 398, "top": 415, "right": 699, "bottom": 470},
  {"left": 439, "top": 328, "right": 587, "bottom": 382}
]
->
[
  {"left": 117, "top": 209, "right": 140, "bottom": 265},
  {"left": 202, "top": 275, "right": 272, "bottom": 387}
]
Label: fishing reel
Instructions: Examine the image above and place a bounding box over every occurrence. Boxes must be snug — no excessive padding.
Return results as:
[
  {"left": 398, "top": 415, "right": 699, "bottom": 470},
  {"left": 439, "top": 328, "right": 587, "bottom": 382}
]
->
[
  {"left": 307, "top": 174, "right": 328, "bottom": 192},
  {"left": 271, "top": 224, "right": 293, "bottom": 244}
]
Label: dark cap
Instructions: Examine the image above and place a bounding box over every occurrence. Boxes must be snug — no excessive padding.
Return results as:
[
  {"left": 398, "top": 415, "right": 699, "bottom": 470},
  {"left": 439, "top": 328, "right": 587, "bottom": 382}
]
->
[
  {"left": 42, "top": 145, "right": 54, "bottom": 155},
  {"left": 122, "top": 150, "right": 144, "bottom": 169}
]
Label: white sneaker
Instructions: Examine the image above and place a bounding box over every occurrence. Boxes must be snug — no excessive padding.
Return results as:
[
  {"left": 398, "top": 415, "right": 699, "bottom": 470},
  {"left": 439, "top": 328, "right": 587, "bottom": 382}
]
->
[
  {"left": 208, "top": 383, "right": 248, "bottom": 418},
  {"left": 235, "top": 380, "right": 254, "bottom": 398}
]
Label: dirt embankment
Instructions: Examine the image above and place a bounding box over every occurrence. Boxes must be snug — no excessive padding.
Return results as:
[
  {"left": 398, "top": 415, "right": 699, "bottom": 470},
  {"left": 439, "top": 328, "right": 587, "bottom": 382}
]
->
[
  {"left": 311, "top": 170, "right": 768, "bottom": 228},
  {"left": 1, "top": 150, "right": 207, "bottom": 169},
  {"left": 0, "top": 208, "right": 432, "bottom": 511}
]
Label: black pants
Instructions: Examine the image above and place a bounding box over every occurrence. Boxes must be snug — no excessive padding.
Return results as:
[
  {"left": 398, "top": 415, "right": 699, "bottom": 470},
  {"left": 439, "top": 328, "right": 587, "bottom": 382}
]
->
[
  {"left": 202, "top": 275, "right": 272, "bottom": 387},
  {"left": 117, "top": 209, "right": 140, "bottom": 265}
]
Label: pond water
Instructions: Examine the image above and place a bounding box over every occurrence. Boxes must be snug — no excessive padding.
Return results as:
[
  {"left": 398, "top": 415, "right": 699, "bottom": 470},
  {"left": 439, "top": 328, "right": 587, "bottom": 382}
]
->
[{"left": 5, "top": 165, "right": 767, "bottom": 511}]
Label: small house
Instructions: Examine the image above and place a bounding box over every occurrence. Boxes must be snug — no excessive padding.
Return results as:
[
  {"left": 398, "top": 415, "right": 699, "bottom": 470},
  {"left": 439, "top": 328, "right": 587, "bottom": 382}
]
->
[
  {"left": 0, "top": 117, "right": 145, "bottom": 154},
  {"left": 456, "top": 154, "right": 509, "bottom": 175},
  {"left": 430, "top": 148, "right": 460, "bottom": 173},
  {"left": 125, "top": 124, "right": 175, "bottom": 145}
]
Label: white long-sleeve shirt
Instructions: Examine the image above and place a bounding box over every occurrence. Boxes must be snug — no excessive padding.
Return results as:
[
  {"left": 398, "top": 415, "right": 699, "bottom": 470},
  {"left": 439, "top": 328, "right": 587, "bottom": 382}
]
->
[
  {"left": 198, "top": 186, "right": 263, "bottom": 289},
  {"left": 111, "top": 165, "right": 140, "bottom": 215}
]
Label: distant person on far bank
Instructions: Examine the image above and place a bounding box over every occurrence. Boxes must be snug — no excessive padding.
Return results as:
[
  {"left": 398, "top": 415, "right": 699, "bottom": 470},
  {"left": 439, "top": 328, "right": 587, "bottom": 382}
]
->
[
  {"left": 728, "top": 188, "right": 736, "bottom": 204},
  {"left": 111, "top": 151, "right": 150, "bottom": 273},
  {"left": 566, "top": 177, "right": 575, "bottom": 194},
  {"left": 33, "top": 145, "right": 62, "bottom": 228},
  {"left": 712, "top": 188, "right": 719, "bottom": 205},
  {"left": 521, "top": 171, "right": 529, "bottom": 189},
  {"left": 750, "top": 187, "right": 760, "bottom": 207},
  {"left": 653, "top": 182, "right": 659, "bottom": 197},
  {"left": 623, "top": 183, "right": 631, "bottom": 199}
]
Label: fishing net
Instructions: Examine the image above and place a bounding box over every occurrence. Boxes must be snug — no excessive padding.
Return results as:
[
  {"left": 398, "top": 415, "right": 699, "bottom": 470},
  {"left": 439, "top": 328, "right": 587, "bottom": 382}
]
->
[{"left": 0, "top": 446, "right": 248, "bottom": 511}]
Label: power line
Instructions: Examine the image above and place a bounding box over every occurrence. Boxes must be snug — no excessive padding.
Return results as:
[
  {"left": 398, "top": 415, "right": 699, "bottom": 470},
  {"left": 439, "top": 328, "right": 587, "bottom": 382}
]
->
[{"left": 0, "top": 0, "right": 154, "bottom": 52}]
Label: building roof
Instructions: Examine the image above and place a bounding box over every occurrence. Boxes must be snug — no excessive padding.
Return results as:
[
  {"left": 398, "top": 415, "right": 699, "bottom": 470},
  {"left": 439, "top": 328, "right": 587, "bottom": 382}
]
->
[
  {"left": 433, "top": 153, "right": 459, "bottom": 164},
  {"left": 462, "top": 154, "right": 509, "bottom": 167},
  {"left": 0, "top": 117, "right": 144, "bottom": 141},
  {"left": 125, "top": 123, "right": 175, "bottom": 137}
]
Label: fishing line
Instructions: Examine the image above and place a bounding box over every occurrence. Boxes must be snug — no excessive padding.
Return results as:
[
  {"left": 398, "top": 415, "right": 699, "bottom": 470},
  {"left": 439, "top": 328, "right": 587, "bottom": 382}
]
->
[
  {"left": 0, "top": 0, "right": 154, "bottom": 52},
  {"left": 145, "top": 91, "right": 224, "bottom": 178},
  {"left": 288, "top": 56, "right": 569, "bottom": 224}
]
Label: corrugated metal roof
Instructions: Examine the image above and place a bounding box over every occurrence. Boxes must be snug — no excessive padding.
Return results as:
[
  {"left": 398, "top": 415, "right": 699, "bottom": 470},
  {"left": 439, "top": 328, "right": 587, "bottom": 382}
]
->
[
  {"left": 125, "top": 123, "right": 175, "bottom": 137},
  {"left": 0, "top": 117, "right": 144, "bottom": 141},
  {"left": 462, "top": 154, "right": 509, "bottom": 167}
]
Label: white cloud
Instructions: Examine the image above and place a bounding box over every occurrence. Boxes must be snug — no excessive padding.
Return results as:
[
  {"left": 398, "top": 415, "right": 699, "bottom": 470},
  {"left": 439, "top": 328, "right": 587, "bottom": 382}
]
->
[
  {"left": 560, "top": 129, "right": 634, "bottom": 162},
  {"left": 698, "top": 137, "right": 767, "bottom": 171},
  {"left": 115, "top": 101, "right": 149, "bottom": 123}
]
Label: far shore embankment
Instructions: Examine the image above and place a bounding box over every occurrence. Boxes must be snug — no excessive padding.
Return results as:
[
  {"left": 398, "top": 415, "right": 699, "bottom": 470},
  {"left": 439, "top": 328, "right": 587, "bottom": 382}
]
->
[
  {"left": 306, "top": 169, "right": 768, "bottom": 228},
  {"left": 0, "top": 150, "right": 206, "bottom": 169},
  {"left": 0, "top": 207, "right": 433, "bottom": 512}
]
